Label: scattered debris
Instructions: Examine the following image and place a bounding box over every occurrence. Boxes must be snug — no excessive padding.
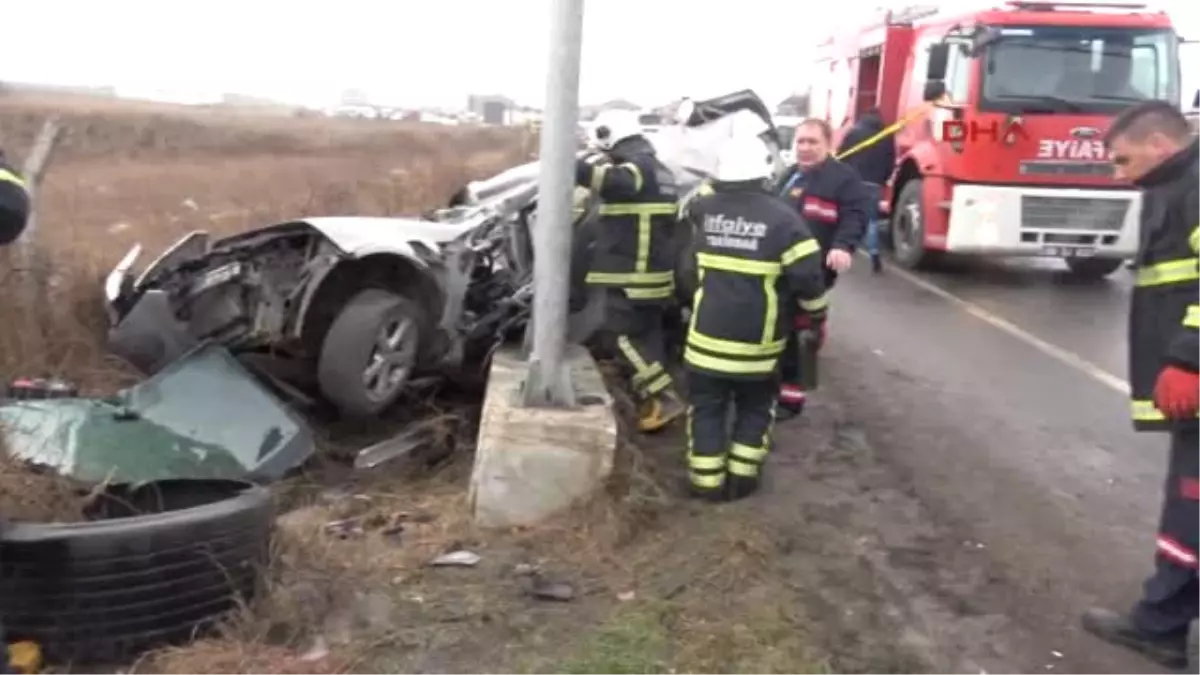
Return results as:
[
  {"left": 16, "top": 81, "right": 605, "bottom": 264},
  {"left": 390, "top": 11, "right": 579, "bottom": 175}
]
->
[
  {"left": 617, "top": 590, "right": 636, "bottom": 602},
  {"left": 430, "top": 550, "right": 481, "bottom": 567},
  {"left": 324, "top": 518, "right": 365, "bottom": 540},
  {"left": 528, "top": 578, "right": 575, "bottom": 602},
  {"left": 513, "top": 563, "right": 539, "bottom": 577},
  {"left": 354, "top": 421, "right": 441, "bottom": 470},
  {"left": 0, "top": 344, "right": 314, "bottom": 485},
  {"left": 1050, "top": 650, "right": 1063, "bottom": 659},
  {"left": 298, "top": 635, "right": 330, "bottom": 663}
]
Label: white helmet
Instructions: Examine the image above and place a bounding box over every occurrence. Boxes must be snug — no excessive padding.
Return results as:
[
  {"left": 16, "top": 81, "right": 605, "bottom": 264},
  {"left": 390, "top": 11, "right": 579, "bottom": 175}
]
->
[
  {"left": 590, "top": 109, "right": 642, "bottom": 150},
  {"left": 712, "top": 135, "right": 773, "bottom": 183}
]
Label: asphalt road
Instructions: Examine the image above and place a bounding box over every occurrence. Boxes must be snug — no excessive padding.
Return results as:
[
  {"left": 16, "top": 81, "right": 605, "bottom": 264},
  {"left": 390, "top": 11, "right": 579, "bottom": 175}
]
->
[{"left": 813, "top": 254, "right": 1172, "bottom": 673}]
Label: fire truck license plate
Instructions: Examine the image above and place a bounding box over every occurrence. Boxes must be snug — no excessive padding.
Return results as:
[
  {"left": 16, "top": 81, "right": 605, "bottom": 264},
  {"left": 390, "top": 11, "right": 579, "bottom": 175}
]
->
[{"left": 1043, "top": 246, "right": 1095, "bottom": 258}]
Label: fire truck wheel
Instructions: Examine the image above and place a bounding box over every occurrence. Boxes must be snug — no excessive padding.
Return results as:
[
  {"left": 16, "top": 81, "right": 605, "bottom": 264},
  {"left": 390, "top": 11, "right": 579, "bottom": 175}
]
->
[
  {"left": 890, "top": 179, "right": 941, "bottom": 270},
  {"left": 1063, "top": 257, "right": 1122, "bottom": 280}
]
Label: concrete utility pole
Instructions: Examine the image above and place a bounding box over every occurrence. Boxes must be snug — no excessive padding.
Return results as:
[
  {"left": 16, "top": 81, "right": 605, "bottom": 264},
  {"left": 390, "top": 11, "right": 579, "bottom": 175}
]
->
[{"left": 521, "top": 0, "right": 585, "bottom": 408}]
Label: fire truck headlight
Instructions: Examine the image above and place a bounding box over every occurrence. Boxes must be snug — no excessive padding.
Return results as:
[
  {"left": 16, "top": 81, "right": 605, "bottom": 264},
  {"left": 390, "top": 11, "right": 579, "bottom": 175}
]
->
[{"left": 963, "top": 196, "right": 1002, "bottom": 245}]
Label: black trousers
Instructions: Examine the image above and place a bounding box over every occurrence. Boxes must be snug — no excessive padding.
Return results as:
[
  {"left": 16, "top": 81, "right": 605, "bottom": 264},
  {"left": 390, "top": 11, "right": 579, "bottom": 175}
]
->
[
  {"left": 1132, "top": 425, "right": 1199, "bottom": 636},
  {"left": 686, "top": 371, "right": 777, "bottom": 498},
  {"left": 599, "top": 288, "right": 673, "bottom": 401}
]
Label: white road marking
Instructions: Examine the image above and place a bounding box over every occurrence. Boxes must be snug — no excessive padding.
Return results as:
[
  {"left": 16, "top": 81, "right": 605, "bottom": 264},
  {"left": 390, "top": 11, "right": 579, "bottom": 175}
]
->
[{"left": 862, "top": 255, "right": 1131, "bottom": 395}]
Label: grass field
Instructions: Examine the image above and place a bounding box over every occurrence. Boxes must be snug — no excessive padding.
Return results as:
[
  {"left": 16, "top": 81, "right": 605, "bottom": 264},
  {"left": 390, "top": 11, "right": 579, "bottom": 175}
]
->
[{"left": 0, "top": 92, "right": 531, "bottom": 391}]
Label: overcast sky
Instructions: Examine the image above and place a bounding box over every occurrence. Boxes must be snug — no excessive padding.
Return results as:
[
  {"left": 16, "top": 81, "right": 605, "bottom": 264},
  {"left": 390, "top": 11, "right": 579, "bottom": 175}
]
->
[{"left": 5, "top": 0, "right": 1198, "bottom": 109}]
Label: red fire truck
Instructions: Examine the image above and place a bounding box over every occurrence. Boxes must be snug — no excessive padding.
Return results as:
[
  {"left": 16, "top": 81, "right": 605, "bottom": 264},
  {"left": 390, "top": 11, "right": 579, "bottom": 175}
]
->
[{"left": 809, "top": 1, "right": 1183, "bottom": 278}]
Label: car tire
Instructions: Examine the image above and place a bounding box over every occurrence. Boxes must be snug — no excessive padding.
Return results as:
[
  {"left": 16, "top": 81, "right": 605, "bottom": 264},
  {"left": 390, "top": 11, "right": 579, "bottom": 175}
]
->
[
  {"left": 0, "top": 479, "right": 272, "bottom": 664},
  {"left": 317, "top": 288, "right": 427, "bottom": 419},
  {"left": 890, "top": 179, "right": 943, "bottom": 271},
  {"left": 1063, "top": 256, "right": 1123, "bottom": 280}
]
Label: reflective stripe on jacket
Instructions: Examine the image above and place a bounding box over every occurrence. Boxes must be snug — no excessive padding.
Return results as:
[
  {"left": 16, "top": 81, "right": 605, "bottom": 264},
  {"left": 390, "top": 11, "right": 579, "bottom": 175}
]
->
[
  {"left": 1128, "top": 140, "right": 1199, "bottom": 432},
  {"left": 574, "top": 137, "right": 680, "bottom": 302},
  {"left": 682, "top": 182, "right": 827, "bottom": 379},
  {"left": 773, "top": 156, "right": 869, "bottom": 258}
]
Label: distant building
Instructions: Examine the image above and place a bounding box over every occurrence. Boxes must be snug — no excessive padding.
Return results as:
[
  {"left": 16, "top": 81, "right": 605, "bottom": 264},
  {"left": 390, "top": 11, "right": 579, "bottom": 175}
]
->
[
  {"left": 220, "top": 93, "right": 305, "bottom": 116},
  {"left": 467, "top": 94, "right": 514, "bottom": 125},
  {"left": 340, "top": 88, "right": 370, "bottom": 107}
]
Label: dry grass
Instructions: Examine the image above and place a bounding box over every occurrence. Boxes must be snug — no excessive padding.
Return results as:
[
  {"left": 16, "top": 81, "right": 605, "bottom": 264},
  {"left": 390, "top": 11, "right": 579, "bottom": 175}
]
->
[
  {"left": 0, "top": 91, "right": 533, "bottom": 672},
  {"left": 0, "top": 91, "right": 531, "bottom": 392}
]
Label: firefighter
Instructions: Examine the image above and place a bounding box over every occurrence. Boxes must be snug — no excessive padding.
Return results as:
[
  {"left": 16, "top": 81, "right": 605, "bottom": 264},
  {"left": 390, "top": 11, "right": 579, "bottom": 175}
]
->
[
  {"left": 681, "top": 134, "right": 827, "bottom": 501},
  {"left": 575, "top": 109, "right": 685, "bottom": 433},
  {"left": 773, "top": 118, "right": 869, "bottom": 419},
  {"left": 0, "top": 148, "right": 32, "bottom": 675},
  {"left": 0, "top": 150, "right": 29, "bottom": 245},
  {"left": 1080, "top": 101, "right": 1198, "bottom": 670}
]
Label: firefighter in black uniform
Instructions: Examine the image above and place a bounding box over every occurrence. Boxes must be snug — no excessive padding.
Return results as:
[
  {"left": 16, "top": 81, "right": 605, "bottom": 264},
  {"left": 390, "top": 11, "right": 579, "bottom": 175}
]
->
[
  {"left": 1081, "top": 101, "right": 1199, "bottom": 670},
  {"left": 681, "top": 134, "right": 828, "bottom": 501},
  {"left": 1, "top": 149, "right": 33, "bottom": 674},
  {"left": 773, "top": 118, "right": 869, "bottom": 419},
  {"left": 575, "top": 109, "right": 685, "bottom": 433}
]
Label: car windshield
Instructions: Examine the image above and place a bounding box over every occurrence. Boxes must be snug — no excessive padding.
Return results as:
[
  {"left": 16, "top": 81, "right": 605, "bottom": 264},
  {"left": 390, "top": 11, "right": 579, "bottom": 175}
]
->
[{"left": 979, "top": 25, "right": 1179, "bottom": 114}]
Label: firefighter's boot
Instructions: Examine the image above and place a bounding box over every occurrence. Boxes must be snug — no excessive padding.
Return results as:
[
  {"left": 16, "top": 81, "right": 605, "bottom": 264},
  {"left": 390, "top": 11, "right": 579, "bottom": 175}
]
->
[
  {"left": 726, "top": 474, "right": 761, "bottom": 501},
  {"left": 1081, "top": 607, "right": 1189, "bottom": 670},
  {"left": 638, "top": 389, "right": 685, "bottom": 433}
]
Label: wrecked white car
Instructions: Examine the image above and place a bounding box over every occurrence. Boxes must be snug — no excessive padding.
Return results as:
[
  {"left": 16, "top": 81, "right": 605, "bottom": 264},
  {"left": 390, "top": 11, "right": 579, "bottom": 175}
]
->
[
  {"left": 104, "top": 180, "right": 601, "bottom": 418},
  {"left": 103, "top": 90, "right": 785, "bottom": 419}
]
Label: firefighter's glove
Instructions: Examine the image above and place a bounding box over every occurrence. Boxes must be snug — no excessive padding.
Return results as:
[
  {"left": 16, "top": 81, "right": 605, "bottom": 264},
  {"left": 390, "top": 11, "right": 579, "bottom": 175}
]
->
[
  {"left": 1153, "top": 366, "right": 1200, "bottom": 419},
  {"left": 793, "top": 313, "right": 827, "bottom": 350},
  {"left": 575, "top": 152, "right": 609, "bottom": 185}
]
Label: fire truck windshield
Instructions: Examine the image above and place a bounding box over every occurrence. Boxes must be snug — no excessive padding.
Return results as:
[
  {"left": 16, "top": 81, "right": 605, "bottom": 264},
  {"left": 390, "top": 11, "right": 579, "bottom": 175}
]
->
[{"left": 978, "top": 25, "right": 1180, "bottom": 115}]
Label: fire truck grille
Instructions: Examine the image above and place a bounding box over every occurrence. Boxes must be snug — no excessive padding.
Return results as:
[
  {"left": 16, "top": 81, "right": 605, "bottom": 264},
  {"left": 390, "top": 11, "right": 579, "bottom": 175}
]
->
[
  {"left": 1020, "top": 196, "right": 1131, "bottom": 232},
  {"left": 1019, "top": 161, "right": 1113, "bottom": 178}
]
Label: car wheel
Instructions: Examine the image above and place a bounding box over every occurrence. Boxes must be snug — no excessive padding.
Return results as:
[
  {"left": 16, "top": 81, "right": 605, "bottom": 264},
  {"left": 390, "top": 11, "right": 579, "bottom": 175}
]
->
[
  {"left": 317, "top": 288, "right": 427, "bottom": 419},
  {"left": 0, "top": 479, "right": 272, "bottom": 664}
]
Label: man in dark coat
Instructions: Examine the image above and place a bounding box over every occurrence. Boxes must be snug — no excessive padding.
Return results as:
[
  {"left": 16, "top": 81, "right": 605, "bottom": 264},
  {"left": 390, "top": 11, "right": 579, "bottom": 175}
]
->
[{"left": 837, "top": 108, "right": 895, "bottom": 273}]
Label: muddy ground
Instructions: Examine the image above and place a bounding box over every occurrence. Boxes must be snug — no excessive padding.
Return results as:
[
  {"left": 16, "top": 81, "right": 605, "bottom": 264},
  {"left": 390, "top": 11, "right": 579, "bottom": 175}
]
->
[{"left": 138, "top": 367, "right": 974, "bottom": 675}]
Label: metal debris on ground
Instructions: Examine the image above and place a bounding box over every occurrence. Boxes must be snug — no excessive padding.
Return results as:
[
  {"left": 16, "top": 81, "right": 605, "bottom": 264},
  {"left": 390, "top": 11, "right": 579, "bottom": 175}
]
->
[
  {"left": 527, "top": 578, "right": 575, "bottom": 602},
  {"left": 430, "top": 550, "right": 481, "bottom": 567},
  {"left": 324, "top": 518, "right": 365, "bottom": 539},
  {"left": 513, "top": 563, "right": 539, "bottom": 577},
  {"left": 353, "top": 420, "right": 443, "bottom": 470}
]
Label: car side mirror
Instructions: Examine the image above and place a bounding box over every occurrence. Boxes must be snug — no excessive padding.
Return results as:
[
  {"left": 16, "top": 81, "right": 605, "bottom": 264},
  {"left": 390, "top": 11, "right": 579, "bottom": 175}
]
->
[
  {"left": 923, "top": 80, "right": 948, "bottom": 103},
  {"left": 927, "top": 43, "right": 950, "bottom": 81}
]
